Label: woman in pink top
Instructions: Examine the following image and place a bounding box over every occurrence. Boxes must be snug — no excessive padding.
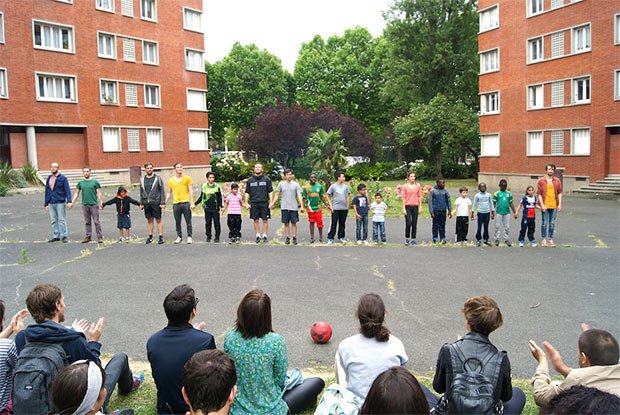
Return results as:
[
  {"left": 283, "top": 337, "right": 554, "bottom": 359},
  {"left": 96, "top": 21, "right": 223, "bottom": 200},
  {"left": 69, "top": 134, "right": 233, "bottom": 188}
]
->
[{"left": 400, "top": 172, "right": 422, "bottom": 245}]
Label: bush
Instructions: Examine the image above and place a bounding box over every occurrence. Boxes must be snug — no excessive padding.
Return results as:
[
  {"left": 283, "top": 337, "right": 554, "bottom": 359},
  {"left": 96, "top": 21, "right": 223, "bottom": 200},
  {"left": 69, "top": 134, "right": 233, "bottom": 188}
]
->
[
  {"left": 21, "top": 162, "right": 43, "bottom": 185},
  {"left": 346, "top": 162, "right": 402, "bottom": 181},
  {"left": 211, "top": 153, "right": 251, "bottom": 182},
  {"left": 0, "top": 182, "right": 9, "bottom": 197},
  {"left": 0, "top": 162, "right": 27, "bottom": 189}
]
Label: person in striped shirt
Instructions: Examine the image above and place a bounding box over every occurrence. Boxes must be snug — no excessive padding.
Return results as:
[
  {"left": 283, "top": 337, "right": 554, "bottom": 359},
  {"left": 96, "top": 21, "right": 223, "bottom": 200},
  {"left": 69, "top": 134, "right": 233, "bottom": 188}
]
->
[{"left": 0, "top": 301, "right": 28, "bottom": 415}]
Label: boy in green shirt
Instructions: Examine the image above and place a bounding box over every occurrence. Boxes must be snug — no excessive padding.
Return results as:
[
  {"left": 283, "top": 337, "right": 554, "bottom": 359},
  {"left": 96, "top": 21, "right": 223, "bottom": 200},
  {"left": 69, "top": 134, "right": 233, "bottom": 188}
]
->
[
  {"left": 493, "top": 179, "right": 516, "bottom": 246},
  {"left": 69, "top": 166, "right": 104, "bottom": 243},
  {"left": 302, "top": 173, "right": 331, "bottom": 243}
]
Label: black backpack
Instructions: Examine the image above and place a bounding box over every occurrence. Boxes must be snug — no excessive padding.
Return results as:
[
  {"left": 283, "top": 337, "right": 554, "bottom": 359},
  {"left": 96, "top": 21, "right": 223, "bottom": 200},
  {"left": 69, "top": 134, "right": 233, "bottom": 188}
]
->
[
  {"left": 434, "top": 341, "right": 505, "bottom": 415},
  {"left": 12, "top": 341, "right": 68, "bottom": 415}
]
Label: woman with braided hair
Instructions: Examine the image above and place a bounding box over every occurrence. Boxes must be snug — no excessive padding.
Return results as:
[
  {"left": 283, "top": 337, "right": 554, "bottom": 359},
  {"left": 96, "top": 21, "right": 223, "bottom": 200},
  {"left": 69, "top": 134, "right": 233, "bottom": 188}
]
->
[{"left": 336, "top": 293, "right": 408, "bottom": 400}]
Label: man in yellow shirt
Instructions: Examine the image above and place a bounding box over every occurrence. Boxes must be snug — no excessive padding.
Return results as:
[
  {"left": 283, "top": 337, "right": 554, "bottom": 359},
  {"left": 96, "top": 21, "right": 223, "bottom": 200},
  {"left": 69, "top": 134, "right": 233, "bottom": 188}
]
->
[
  {"left": 165, "top": 163, "right": 195, "bottom": 244},
  {"left": 536, "top": 164, "right": 562, "bottom": 247}
]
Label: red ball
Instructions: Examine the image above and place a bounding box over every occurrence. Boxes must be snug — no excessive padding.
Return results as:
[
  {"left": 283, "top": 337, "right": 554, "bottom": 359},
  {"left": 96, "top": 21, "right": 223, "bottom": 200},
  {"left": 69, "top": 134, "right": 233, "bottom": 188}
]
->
[{"left": 310, "top": 321, "right": 333, "bottom": 344}]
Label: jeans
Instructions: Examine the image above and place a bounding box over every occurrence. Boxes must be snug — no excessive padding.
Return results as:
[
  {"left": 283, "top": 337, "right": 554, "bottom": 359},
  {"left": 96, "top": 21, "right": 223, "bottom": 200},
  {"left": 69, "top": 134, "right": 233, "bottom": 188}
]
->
[
  {"left": 405, "top": 205, "right": 419, "bottom": 239},
  {"left": 82, "top": 204, "right": 103, "bottom": 239},
  {"left": 432, "top": 210, "right": 446, "bottom": 240},
  {"left": 541, "top": 209, "right": 556, "bottom": 239},
  {"left": 519, "top": 217, "right": 536, "bottom": 242},
  {"left": 204, "top": 210, "right": 221, "bottom": 239},
  {"left": 455, "top": 216, "right": 469, "bottom": 242},
  {"left": 372, "top": 221, "right": 386, "bottom": 242},
  {"left": 103, "top": 353, "right": 134, "bottom": 412},
  {"left": 494, "top": 213, "right": 511, "bottom": 242},
  {"left": 327, "top": 210, "right": 348, "bottom": 240},
  {"left": 48, "top": 203, "right": 68, "bottom": 238},
  {"left": 356, "top": 214, "right": 368, "bottom": 241},
  {"left": 173, "top": 202, "right": 192, "bottom": 238},
  {"left": 476, "top": 212, "right": 491, "bottom": 242},
  {"left": 282, "top": 377, "right": 325, "bottom": 415}
]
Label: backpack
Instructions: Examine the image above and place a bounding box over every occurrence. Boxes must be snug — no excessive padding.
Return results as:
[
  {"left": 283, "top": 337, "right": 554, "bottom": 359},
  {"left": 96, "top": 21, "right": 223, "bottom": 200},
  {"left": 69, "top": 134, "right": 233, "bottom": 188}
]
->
[
  {"left": 433, "top": 342, "right": 505, "bottom": 415},
  {"left": 12, "top": 341, "right": 68, "bottom": 415}
]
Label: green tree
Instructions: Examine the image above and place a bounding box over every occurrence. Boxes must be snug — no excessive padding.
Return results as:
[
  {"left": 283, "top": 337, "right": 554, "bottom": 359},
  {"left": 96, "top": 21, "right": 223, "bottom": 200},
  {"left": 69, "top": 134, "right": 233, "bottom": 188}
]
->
[
  {"left": 205, "top": 43, "right": 292, "bottom": 142},
  {"left": 382, "top": 0, "right": 479, "bottom": 113},
  {"left": 392, "top": 94, "right": 479, "bottom": 178},
  {"left": 306, "top": 129, "right": 348, "bottom": 188}
]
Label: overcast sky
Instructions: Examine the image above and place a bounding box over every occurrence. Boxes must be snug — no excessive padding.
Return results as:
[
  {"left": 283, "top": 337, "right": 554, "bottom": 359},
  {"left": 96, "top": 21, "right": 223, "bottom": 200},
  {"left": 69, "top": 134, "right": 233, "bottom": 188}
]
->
[{"left": 203, "top": 0, "right": 394, "bottom": 72}]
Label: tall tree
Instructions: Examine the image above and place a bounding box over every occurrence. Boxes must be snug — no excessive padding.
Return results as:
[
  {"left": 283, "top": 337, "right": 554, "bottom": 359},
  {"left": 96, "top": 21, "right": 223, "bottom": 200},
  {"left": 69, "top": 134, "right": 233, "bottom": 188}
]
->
[
  {"left": 205, "top": 43, "right": 292, "bottom": 142},
  {"left": 306, "top": 129, "right": 348, "bottom": 188},
  {"left": 310, "top": 106, "right": 376, "bottom": 159}
]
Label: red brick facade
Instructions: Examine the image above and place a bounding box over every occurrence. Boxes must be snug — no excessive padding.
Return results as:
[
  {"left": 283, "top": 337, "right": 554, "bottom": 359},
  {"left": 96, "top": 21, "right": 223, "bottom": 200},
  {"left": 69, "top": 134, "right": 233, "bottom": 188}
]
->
[
  {"left": 0, "top": 0, "right": 210, "bottom": 172},
  {"left": 478, "top": 0, "right": 619, "bottom": 191}
]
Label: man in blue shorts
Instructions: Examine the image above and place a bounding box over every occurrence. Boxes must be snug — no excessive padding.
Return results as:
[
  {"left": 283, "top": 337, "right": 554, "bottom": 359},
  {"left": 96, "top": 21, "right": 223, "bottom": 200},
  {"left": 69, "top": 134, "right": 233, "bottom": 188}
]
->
[{"left": 270, "top": 168, "right": 304, "bottom": 245}]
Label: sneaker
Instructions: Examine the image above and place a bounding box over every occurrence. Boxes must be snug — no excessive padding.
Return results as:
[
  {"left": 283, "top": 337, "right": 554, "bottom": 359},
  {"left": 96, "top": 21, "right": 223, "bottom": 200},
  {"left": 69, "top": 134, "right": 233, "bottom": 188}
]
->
[
  {"left": 505, "top": 241, "right": 512, "bottom": 247},
  {"left": 381, "top": 241, "right": 387, "bottom": 245},
  {"left": 256, "top": 236, "right": 261, "bottom": 244},
  {"left": 541, "top": 238, "right": 547, "bottom": 247},
  {"left": 119, "top": 237, "right": 124, "bottom": 243},
  {"left": 358, "top": 240, "right": 363, "bottom": 245},
  {"left": 187, "top": 237, "right": 193, "bottom": 244},
  {"left": 206, "top": 238, "right": 212, "bottom": 243},
  {"left": 340, "top": 238, "right": 349, "bottom": 243},
  {"left": 214, "top": 238, "right": 220, "bottom": 243},
  {"left": 410, "top": 240, "right": 417, "bottom": 246},
  {"left": 48, "top": 237, "right": 60, "bottom": 243},
  {"left": 531, "top": 242, "right": 538, "bottom": 247},
  {"left": 61, "top": 237, "right": 68, "bottom": 243},
  {"left": 292, "top": 237, "right": 297, "bottom": 245},
  {"left": 494, "top": 240, "right": 499, "bottom": 247},
  {"left": 81, "top": 237, "right": 91, "bottom": 243},
  {"left": 310, "top": 239, "right": 315, "bottom": 244},
  {"left": 327, "top": 239, "right": 333, "bottom": 245},
  {"left": 131, "top": 372, "right": 144, "bottom": 392},
  {"left": 433, "top": 237, "right": 438, "bottom": 244},
  {"left": 262, "top": 236, "right": 268, "bottom": 243},
  {"left": 441, "top": 238, "right": 446, "bottom": 245},
  {"left": 519, "top": 241, "right": 525, "bottom": 247},
  {"left": 363, "top": 240, "right": 369, "bottom": 245},
  {"left": 146, "top": 236, "right": 153, "bottom": 244},
  {"left": 174, "top": 237, "right": 182, "bottom": 244},
  {"left": 548, "top": 239, "right": 556, "bottom": 247},
  {"left": 484, "top": 241, "right": 492, "bottom": 246},
  {"left": 125, "top": 238, "right": 129, "bottom": 243},
  {"left": 158, "top": 237, "right": 164, "bottom": 245},
  {"left": 319, "top": 238, "right": 324, "bottom": 244},
  {"left": 476, "top": 241, "right": 481, "bottom": 247},
  {"left": 286, "top": 237, "right": 290, "bottom": 245}
]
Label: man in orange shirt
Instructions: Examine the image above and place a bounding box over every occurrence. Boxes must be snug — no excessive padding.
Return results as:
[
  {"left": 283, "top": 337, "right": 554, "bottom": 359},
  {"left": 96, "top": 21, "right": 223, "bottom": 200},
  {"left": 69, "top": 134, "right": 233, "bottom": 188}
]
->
[
  {"left": 165, "top": 163, "right": 195, "bottom": 244},
  {"left": 536, "top": 164, "right": 562, "bottom": 247}
]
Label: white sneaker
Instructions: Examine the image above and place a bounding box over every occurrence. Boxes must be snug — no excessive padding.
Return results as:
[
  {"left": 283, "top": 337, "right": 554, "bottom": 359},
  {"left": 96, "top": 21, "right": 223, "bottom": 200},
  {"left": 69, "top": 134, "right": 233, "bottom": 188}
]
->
[
  {"left": 356, "top": 240, "right": 362, "bottom": 245},
  {"left": 187, "top": 237, "right": 193, "bottom": 244},
  {"left": 174, "top": 237, "right": 182, "bottom": 244},
  {"left": 519, "top": 241, "right": 525, "bottom": 247},
  {"left": 363, "top": 240, "right": 369, "bottom": 245}
]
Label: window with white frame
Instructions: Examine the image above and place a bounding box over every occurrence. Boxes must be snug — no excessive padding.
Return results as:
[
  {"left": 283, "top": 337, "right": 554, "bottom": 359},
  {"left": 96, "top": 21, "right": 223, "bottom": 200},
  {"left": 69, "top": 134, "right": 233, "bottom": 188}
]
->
[
  {"left": 142, "top": 41, "right": 158, "bottom": 65},
  {"left": 616, "top": 14, "right": 620, "bottom": 45},
  {"left": 141, "top": 0, "right": 157, "bottom": 21},
  {"left": 96, "top": 0, "right": 114, "bottom": 13},
  {"left": 125, "top": 83, "right": 138, "bottom": 106},
  {"left": 0, "top": 69, "right": 7, "bottom": 99},
  {"left": 551, "top": 32, "right": 564, "bottom": 58},
  {"left": 479, "top": 5, "right": 499, "bottom": 32},
  {"left": 189, "top": 129, "right": 209, "bottom": 151},
  {"left": 616, "top": 70, "right": 620, "bottom": 100},
  {"left": 100, "top": 80, "right": 119, "bottom": 104},
  {"left": 146, "top": 128, "right": 162, "bottom": 151},
  {"left": 185, "top": 49, "right": 205, "bottom": 72},
  {"left": 98, "top": 33, "right": 116, "bottom": 58},
  {"left": 572, "top": 25, "right": 591, "bottom": 53},
  {"left": 528, "top": 84, "right": 543, "bottom": 109},
  {"left": 573, "top": 77, "right": 590, "bottom": 104},
  {"left": 527, "top": 131, "right": 544, "bottom": 156},
  {"left": 571, "top": 129, "right": 590, "bottom": 155},
  {"left": 528, "top": 37, "right": 543, "bottom": 62},
  {"left": 183, "top": 8, "right": 203, "bottom": 32},
  {"left": 480, "top": 92, "right": 499, "bottom": 115},
  {"left": 480, "top": 134, "right": 500, "bottom": 156},
  {"left": 550, "top": 0, "right": 563, "bottom": 8},
  {"left": 0, "top": 12, "right": 4, "bottom": 44},
  {"left": 102, "top": 127, "right": 121, "bottom": 152},
  {"left": 144, "top": 84, "right": 160, "bottom": 108},
  {"left": 127, "top": 128, "right": 140, "bottom": 151},
  {"left": 528, "top": 0, "right": 543, "bottom": 16},
  {"left": 36, "top": 73, "right": 77, "bottom": 102},
  {"left": 551, "top": 81, "right": 564, "bottom": 106},
  {"left": 551, "top": 130, "right": 564, "bottom": 155},
  {"left": 33, "top": 21, "right": 74, "bottom": 53},
  {"left": 480, "top": 49, "right": 499, "bottom": 74},
  {"left": 123, "top": 38, "right": 136, "bottom": 62},
  {"left": 121, "top": 0, "right": 134, "bottom": 16},
  {"left": 187, "top": 89, "right": 207, "bottom": 111}
]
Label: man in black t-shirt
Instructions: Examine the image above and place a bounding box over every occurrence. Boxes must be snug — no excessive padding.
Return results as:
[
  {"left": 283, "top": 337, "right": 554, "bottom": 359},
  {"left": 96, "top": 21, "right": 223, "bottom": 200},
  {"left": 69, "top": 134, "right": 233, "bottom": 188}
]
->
[
  {"left": 140, "top": 163, "right": 166, "bottom": 244},
  {"left": 244, "top": 163, "right": 273, "bottom": 243}
]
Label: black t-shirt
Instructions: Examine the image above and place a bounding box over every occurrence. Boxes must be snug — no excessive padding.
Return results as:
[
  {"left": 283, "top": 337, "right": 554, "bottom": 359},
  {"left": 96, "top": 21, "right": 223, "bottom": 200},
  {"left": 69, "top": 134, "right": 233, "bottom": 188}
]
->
[{"left": 245, "top": 175, "right": 273, "bottom": 203}]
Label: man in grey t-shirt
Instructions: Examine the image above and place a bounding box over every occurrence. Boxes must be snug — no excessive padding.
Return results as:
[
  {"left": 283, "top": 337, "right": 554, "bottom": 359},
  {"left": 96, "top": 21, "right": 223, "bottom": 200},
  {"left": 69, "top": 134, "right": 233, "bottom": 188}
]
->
[
  {"left": 325, "top": 171, "right": 351, "bottom": 244},
  {"left": 270, "top": 169, "right": 304, "bottom": 245}
]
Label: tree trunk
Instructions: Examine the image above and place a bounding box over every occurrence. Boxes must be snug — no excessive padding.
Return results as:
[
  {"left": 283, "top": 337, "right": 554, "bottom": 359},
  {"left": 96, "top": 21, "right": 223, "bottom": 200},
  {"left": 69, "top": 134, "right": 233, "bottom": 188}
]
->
[{"left": 435, "top": 150, "right": 443, "bottom": 179}]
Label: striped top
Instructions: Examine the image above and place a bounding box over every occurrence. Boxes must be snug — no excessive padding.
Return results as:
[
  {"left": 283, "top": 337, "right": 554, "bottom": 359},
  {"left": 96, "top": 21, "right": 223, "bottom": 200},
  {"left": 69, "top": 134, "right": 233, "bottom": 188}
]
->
[{"left": 0, "top": 339, "right": 18, "bottom": 411}]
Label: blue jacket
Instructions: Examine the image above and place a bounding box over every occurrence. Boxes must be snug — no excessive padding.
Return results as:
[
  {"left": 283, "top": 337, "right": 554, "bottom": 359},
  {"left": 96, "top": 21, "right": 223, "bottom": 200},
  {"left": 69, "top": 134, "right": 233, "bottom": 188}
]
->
[
  {"left": 429, "top": 186, "right": 452, "bottom": 213},
  {"left": 44, "top": 173, "right": 72, "bottom": 206},
  {"left": 15, "top": 320, "right": 102, "bottom": 364}
]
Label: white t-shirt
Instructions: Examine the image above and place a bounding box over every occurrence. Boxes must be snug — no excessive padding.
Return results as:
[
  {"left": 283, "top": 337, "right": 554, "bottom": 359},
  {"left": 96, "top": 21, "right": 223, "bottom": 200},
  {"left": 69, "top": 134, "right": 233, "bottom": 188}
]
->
[
  {"left": 369, "top": 202, "right": 387, "bottom": 222},
  {"left": 337, "top": 333, "right": 408, "bottom": 399},
  {"left": 454, "top": 196, "right": 472, "bottom": 217}
]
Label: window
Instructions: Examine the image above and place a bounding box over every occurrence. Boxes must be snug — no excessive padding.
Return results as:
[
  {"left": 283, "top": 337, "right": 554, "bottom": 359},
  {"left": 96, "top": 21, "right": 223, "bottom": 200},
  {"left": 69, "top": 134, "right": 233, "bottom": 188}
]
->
[
  {"left": 527, "top": 131, "right": 544, "bottom": 156},
  {"left": 616, "top": 14, "right": 620, "bottom": 45},
  {"left": 551, "top": 81, "right": 564, "bottom": 106},
  {"left": 480, "top": 134, "right": 499, "bottom": 156},
  {"left": 183, "top": 8, "right": 203, "bottom": 32},
  {"left": 127, "top": 128, "right": 140, "bottom": 151},
  {"left": 102, "top": 127, "right": 121, "bottom": 152},
  {"left": 33, "top": 21, "right": 74, "bottom": 53},
  {"left": 144, "top": 84, "right": 160, "bottom": 108},
  {"left": 480, "top": 49, "right": 499, "bottom": 74},
  {"left": 528, "top": 37, "right": 543, "bottom": 62},
  {"left": 187, "top": 89, "right": 207, "bottom": 111},
  {"left": 189, "top": 129, "right": 209, "bottom": 151},
  {"left": 100, "top": 80, "right": 119, "bottom": 104},
  {"left": 98, "top": 32, "right": 116, "bottom": 59},
  {"left": 551, "top": 32, "right": 564, "bottom": 58},
  {"left": 125, "top": 83, "right": 138, "bottom": 106},
  {"left": 185, "top": 49, "right": 205, "bottom": 72},
  {"left": 572, "top": 25, "right": 591, "bottom": 53},
  {"left": 571, "top": 129, "right": 590, "bottom": 155},
  {"left": 528, "top": 0, "right": 543, "bottom": 16},
  {"left": 479, "top": 5, "right": 499, "bottom": 32},
  {"left": 142, "top": 41, "right": 158, "bottom": 65},
  {"left": 96, "top": 0, "right": 114, "bottom": 13},
  {"left": 141, "top": 0, "right": 157, "bottom": 21},
  {"left": 616, "top": 70, "right": 620, "bottom": 100},
  {"left": 123, "top": 38, "right": 135, "bottom": 62},
  {"left": 528, "top": 84, "right": 543, "bottom": 109},
  {"left": 36, "top": 73, "right": 77, "bottom": 102},
  {"left": 551, "top": 0, "right": 563, "bottom": 8},
  {"left": 551, "top": 130, "right": 564, "bottom": 155},
  {"left": 121, "top": 0, "right": 134, "bottom": 16},
  {"left": 480, "top": 92, "right": 499, "bottom": 115},
  {"left": 0, "top": 12, "right": 4, "bottom": 44},
  {"left": 146, "top": 128, "right": 162, "bottom": 151},
  {"left": 573, "top": 77, "right": 590, "bottom": 104},
  {"left": 0, "top": 68, "right": 7, "bottom": 99}
]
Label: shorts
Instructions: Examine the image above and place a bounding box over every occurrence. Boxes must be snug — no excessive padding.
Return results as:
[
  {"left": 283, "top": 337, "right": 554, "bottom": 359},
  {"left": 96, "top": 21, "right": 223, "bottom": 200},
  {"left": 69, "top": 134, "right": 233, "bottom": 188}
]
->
[
  {"left": 250, "top": 202, "right": 270, "bottom": 220},
  {"left": 117, "top": 213, "right": 132, "bottom": 229},
  {"left": 144, "top": 203, "right": 162, "bottom": 219},
  {"left": 307, "top": 210, "right": 323, "bottom": 228},
  {"left": 281, "top": 209, "right": 299, "bottom": 224}
]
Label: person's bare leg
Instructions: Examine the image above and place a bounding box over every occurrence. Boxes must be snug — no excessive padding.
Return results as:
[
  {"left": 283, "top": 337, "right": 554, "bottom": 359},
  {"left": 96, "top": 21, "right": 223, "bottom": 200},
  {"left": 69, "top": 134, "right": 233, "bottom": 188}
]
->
[
  {"left": 253, "top": 219, "right": 260, "bottom": 235},
  {"left": 318, "top": 227, "right": 324, "bottom": 240},
  {"left": 285, "top": 223, "right": 290, "bottom": 238},
  {"left": 147, "top": 218, "right": 154, "bottom": 235},
  {"left": 156, "top": 218, "right": 163, "bottom": 237},
  {"left": 309, "top": 223, "right": 315, "bottom": 240},
  {"left": 262, "top": 219, "right": 269, "bottom": 235},
  {"left": 292, "top": 222, "right": 297, "bottom": 238}
]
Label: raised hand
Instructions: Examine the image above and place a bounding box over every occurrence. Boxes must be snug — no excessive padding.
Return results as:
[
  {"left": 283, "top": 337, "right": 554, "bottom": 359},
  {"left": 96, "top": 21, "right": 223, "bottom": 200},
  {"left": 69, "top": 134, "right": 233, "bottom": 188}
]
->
[{"left": 88, "top": 318, "right": 104, "bottom": 342}]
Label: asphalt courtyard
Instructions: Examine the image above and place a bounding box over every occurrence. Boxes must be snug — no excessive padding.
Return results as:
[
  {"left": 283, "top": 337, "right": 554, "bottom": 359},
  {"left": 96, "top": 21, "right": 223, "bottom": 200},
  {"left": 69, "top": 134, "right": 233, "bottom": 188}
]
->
[{"left": 0, "top": 189, "right": 618, "bottom": 379}]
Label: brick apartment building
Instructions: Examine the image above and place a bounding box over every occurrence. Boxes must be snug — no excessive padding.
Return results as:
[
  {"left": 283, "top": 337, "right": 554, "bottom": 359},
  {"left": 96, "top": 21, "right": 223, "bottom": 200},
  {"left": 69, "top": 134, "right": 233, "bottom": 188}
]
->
[
  {"left": 0, "top": 0, "right": 211, "bottom": 184},
  {"left": 477, "top": 0, "right": 619, "bottom": 192}
]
